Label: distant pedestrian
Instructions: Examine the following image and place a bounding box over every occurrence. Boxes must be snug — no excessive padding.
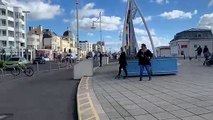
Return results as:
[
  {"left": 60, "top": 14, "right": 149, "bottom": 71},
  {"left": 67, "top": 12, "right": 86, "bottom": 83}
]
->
[
  {"left": 203, "top": 45, "right": 210, "bottom": 65},
  {"left": 99, "top": 52, "right": 103, "bottom": 67},
  {"left": 116, "top": 47, "right": 128, "bottom": 79},
  {"left": 137, "top": 43, "right": 153, "bottom": 81},
  {"left": 195, "top": 46, "right": 202, "bottom": 61}
]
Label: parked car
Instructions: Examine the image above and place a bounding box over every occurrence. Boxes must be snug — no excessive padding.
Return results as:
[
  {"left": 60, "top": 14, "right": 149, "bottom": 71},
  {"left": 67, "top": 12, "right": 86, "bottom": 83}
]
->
[
  {"left": 43, "top": 57, "right": 50, "bottom": 61},
  {"left": 4, "top": 57, "right": 28, "bottom": 67},
  {"left": 33, "top": 57, "right": 46, "bottom": 64}
]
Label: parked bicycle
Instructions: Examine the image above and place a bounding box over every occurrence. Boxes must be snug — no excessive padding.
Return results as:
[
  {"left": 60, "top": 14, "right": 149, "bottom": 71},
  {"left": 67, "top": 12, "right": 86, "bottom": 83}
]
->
[
  {"left": 10, "top": 65, "right": 34, "bottom": 77},
  {"left": 2, "top": 57, "right": 34, "bottom": 77}
]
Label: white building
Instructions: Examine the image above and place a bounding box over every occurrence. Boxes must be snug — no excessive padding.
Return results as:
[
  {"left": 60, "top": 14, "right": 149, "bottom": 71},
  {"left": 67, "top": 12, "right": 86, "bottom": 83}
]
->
[
  {"left": 79, "top": 40, "right": 93, "bottom": 52},
  {"left": 170, "top": 28, "right": 213, "bottom": 58},
  {"left": 0, "top": 0, "right": 27, "bottom": 59},
  {"left": 93, "top": 41, "right": 106, "bottom": 53},
  {"left": 43, "top": 29, "right": 61, "bottom": 51},
  {"left": 156, "top": 46, "right": 171, "bottom": 57}
]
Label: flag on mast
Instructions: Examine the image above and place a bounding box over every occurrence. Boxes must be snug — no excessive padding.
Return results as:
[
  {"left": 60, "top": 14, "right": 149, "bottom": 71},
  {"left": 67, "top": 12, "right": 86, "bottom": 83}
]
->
[{"left": 122, "top": 0, "right": 138, "bottom": 56}]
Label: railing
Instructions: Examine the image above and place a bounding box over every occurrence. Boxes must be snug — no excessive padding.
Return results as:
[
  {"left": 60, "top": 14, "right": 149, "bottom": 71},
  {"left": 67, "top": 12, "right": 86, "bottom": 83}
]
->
[{"left": 0, "top": 60, "right": 74, "bottom": 80}]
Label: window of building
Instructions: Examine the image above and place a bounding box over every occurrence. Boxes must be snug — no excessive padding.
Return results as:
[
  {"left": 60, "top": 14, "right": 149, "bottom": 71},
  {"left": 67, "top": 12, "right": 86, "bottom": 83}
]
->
[
  {"left": 0, "top": 19, "right": 6, "bottom": 26},
  {"left": 8, "top": 30, "right": 14, "bottom": 37},
  {"left": 8, "top": 20, "right": 14, "bottom": 27},
  {"left": 0, "top": 30, "right": 7, "bottom": 36},
  {"left": 2, "top": 41, "right": 7, "bottom": 46},
  {"left": 9, "top": 41, "right": 14, "bottom": 47},
  {"left": 181, "top": 45, "right": 188, "bottom": 48},
  {"left": 21, "top": 24, "right": 24, "bottom": 30},
  {"left": 198, "top": 34, "right": 202, "bottom": 38},
  {"left": 22, "top": 33, "right": 25, "bottom": 39},
  {"left": 21, "top": 15, "right": 24, "bottom": 21},
  {"left": 8, "top": 10, "right": 14, "bottom": 18},
  {"left": 20, "top": 43, "right": 25, "bottom": 47},
  {"left": 0, "top": 9, "right": 6, "bottom": 15}
]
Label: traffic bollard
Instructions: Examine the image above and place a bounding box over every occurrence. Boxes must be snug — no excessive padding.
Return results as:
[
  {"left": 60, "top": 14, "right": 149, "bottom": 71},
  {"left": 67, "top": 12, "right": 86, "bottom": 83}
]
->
[
  {"left": 0, "top": 69, "right": 3, "bottom": 80},
  {"left": 49, "top": 62, "right": 52, "bottom": 71},
  {"left": 58, "top": 62, "right": 60, "bottom": 70},
  {"left": 36, "top": 61, "right": 39, "bottom": 72}
]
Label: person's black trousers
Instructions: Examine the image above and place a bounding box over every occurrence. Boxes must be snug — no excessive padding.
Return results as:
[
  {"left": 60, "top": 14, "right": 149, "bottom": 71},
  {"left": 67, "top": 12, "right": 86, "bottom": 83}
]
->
[{"left": 118, "top": 65, "right": 128, "bottom": 77}]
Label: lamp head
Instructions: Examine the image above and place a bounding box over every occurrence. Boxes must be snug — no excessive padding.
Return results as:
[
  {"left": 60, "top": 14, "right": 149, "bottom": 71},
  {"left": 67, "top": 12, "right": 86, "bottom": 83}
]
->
[{"left": 91, "top": 22, "right": 96, "bottom": 29}]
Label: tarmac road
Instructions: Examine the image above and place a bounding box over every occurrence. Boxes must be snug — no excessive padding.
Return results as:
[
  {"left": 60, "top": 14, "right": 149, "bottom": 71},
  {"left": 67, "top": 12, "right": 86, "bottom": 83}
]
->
[{"left": 0, "top": 69, "right": 79, "bottom": 120}]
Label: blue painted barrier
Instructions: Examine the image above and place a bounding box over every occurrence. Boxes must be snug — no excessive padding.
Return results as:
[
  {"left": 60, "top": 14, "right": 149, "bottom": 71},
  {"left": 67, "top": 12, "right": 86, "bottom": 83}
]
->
[{"left": 124, "top": 57, "right": 178, "bottom": 76}]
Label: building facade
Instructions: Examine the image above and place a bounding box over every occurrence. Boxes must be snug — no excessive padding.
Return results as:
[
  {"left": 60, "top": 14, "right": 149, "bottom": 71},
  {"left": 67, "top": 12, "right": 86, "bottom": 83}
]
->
[
  {"left": 62, "top": 30, "right": 77, "bottom": 54},
  {"left": 170, "top": 28, "right": 213, "bottom": 57},
  {"left": 93, "top": 41, "right": 105, "bottom": 53},
  {"left": 156, "top": 46, "right": 171, "bottom": 57},
  {"left": 43, "top": 29, "right": 61, "bottom": 51},
  {"left": 78, "top": 40, "right": 92, "bottom": 58},
  {"left": 0, "top": 1, "right": 27, "bottom": 59}
]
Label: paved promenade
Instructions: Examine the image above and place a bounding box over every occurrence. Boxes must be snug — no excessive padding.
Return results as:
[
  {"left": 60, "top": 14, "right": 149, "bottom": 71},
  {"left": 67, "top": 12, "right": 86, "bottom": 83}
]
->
[{"left": 92, "top": 59, "right": 213, "bottom": 120}]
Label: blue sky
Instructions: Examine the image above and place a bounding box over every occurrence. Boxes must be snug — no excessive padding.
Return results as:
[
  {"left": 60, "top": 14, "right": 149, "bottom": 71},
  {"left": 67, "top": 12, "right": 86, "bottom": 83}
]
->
[{"left": 6, "top": 0, "right": 213, "bottom": 52}]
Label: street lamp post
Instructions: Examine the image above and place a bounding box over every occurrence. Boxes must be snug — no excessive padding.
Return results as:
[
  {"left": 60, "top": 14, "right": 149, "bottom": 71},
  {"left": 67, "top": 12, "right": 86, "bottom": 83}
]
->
[
  {"left": 23, "top": 11, "right": 30, "bottom": 60},
  {"left": 91, "top": 12, "right": 102, "bottom": 45},
  {"left": 76, "top": 0, "right": 80, "bottom": 60}
]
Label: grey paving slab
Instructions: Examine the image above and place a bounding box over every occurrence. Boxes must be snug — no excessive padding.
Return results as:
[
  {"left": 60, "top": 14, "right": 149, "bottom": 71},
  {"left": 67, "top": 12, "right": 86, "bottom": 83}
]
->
[
  {"left": 186, "top": 107, "right": 211, "bottom": 115},
  {"left": 170, "top": 109, "right": 194, "bottom": 118},
  {"left": 124, "top": 116, "right": 136, "bottom": 120},
  {"left": 181, "top": 116, "right": 206, "bottom": 120},
  {"left": 126, "top": 108, "right": 148, "bottom": 116},
  {"left": 134, "top": 114, "right": 158, "bottom": 120},
  {"left": 92, "top": 60, "right": 213, "bottom": 119},
  {"left": 159, "top": 105, "right": 182, "bottom": 112},
  {"left": 152, "top": 112, "right": 177, "bottom": 120},
  {"left": 199, "top": 113, "right": 213, "bottom": 120}
]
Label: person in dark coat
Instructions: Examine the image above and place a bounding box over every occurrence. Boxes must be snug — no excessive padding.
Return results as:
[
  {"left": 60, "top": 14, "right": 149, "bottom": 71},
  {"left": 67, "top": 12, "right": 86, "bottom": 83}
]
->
[
  {"left": 195, "top": 45, "right": 202, "bottom": 60},
  {"left": 116, "top": 47, "right": 128, "bottom": 79},
  {"left": 203, "top": 45, "right": 210, "bottom": 65},
  {"left": 137, "top": 44, "right": 153, "bottom": 81},
  {"left": 99, "top": 52, "right": 103, "bottom": 67}
]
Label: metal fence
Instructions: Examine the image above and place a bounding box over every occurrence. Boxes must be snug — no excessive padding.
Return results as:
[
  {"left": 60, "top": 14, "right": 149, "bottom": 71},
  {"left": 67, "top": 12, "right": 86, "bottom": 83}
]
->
[{"left": 0, "top": 61, "right": 73, "bottom": 80}]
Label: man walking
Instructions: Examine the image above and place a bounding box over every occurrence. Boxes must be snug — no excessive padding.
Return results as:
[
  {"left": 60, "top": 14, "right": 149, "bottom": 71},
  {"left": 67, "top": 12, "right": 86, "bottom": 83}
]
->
[
  {"left": 116, "top": 47, "right": 128, "bottom": 79},
  {"left": 99, "top": 52, "right": 103, "bottom": 67},
  {"left": 137, "top": 44, "right": 153, "bottom": 81},
  {"left": 203, "top": 45, "right": 210, "bottom": 65},
  {"left": 195, "top": 46, "right": 202, "bottom": 61}
]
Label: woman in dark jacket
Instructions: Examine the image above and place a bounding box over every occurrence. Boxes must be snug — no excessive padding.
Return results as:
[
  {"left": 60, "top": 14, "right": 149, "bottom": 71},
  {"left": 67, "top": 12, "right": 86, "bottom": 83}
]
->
[
  {"left": 137, "top": 44, "right": 153, "bottom": 81},
  {"left": 117, "top": 47, "right": 128, "bottom": 79}
]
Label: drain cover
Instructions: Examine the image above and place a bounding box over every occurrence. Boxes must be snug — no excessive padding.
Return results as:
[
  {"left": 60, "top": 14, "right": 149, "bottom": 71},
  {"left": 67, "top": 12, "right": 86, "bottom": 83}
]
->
[{"left": 0, "top": 113, "right": 13, "bottom": 120}]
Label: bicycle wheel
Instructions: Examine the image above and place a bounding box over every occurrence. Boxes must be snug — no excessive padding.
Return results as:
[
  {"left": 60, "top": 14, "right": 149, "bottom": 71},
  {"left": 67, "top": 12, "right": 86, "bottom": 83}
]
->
[
  {"left": 24, "top": 67, "right": 34, "bottom": 76},
  {"left": 11, "top": 67, "right": 20, "bottom": 76}
]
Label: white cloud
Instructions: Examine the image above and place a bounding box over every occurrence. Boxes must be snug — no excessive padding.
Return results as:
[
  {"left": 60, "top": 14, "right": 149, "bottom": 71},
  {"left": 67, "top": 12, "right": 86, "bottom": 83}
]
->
[
  {"left": 209, "top": 0, "right": 213, "bottom": 6},
  {"left": 87, "top": 33, "right": 94, "bottom": 36},
  {"left": 160, "top": 10, "right": 197, "bottom": 20},
  {"left": 4, "top": 0, "right": 63, "bottom": 20},
  {"left": 122, "top": 0, "right": 128, "bottom": 2},
  {"left": 105, "top": 41, "right": 122, "bottom": 52},
  {"left": 137, "top": 35, "right": 169, "bottom": 51},
  {"left": 129, "top": 27, "right": 168, "bottom": 51},
  {"left": 71, "top": 3, "right": 122, "bottom": 31},
  {"left": 150, "top": 0, "right": 169, "bottom": 4},
  {"left": 78, "top": 3, "right": 104, "bottom": 18},
  {"left": 133, "top": 16, "right": 152, "bottom": 25},
  {"left": 134, "top": 28, "right": 156, "bottom": 36},
  {"left": 199, "top": 13, "right": 213, "bottom": 30}
]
